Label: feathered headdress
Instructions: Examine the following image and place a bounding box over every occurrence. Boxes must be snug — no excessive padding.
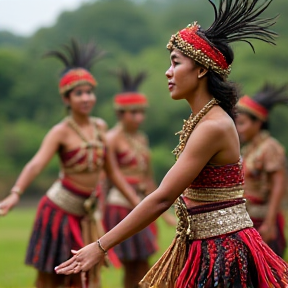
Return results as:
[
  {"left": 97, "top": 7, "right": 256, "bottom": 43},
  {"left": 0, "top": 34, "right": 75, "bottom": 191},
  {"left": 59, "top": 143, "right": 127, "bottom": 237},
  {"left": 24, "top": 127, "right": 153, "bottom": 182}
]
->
[
  {"left": 45, "top": 38, "right": 106, "bottom": 95},
  {"left": 167, "top": 0, "right": 278, "bottom": 76},
  {"left": 237, "top": 83, "right": 288, "bottom": 121},
  {"left": 112, "top": 67, "right": 148, "bottom": 110}
]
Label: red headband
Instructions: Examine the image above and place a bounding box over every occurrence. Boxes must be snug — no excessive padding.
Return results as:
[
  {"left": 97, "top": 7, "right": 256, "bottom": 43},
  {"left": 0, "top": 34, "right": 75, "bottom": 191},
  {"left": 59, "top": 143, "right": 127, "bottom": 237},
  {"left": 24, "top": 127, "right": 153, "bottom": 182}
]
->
[
  {"left": 59, "top": 68, "right": 97, "bottom": 95},
  {"left": 167, "top": 22, "right": 231, "bottom": 76},
  {"left": 114, "top": 92, "right": 148, "bottom": 110},
  {"left": 237, "top": 95, "right": 268, "bottom": 121}
]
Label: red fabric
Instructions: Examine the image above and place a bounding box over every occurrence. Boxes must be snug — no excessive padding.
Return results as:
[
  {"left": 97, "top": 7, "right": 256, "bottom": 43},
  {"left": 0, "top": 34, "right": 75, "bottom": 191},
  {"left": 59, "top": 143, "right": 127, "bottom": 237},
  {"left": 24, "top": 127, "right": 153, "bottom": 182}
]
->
[
  {"left": 240, "top": 228, "right": 288, "bottom": 287},
  {"left": 238, "top": 95, "right": 268, "bottom": 121},
  {"left": 68, "top": 216, "right": 84, "bottom": 248},
  {"left": 176, "top": 228, "right": 288, "bottom": 288},
  {"left": 59, "top": 68, "right": 96, "bottom": 94},
  {"left": 179, "top": 24, "right": 229, "bottom": 70},
  {"left": 107, "top": 246, "right": 122, "bottom": 268},
  {"left": 61, "top": 178, "right": 97, "bottom": 197},
  {"left": 114, "top": 92, "right": 148, "bottom": 107},
  {"left": 189, "top": 161, "right": 244, "bottom": 188}
]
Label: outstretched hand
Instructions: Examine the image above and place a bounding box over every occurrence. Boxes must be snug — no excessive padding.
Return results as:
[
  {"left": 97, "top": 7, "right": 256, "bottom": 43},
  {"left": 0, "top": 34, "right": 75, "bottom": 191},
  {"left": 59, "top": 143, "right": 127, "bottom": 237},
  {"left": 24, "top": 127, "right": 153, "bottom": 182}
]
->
[
  {"left": 55, "top": 242, "right": 106, "bottom": 275},
  {"left": 0, "top": 193, "right": 19, "bottom": 216}
]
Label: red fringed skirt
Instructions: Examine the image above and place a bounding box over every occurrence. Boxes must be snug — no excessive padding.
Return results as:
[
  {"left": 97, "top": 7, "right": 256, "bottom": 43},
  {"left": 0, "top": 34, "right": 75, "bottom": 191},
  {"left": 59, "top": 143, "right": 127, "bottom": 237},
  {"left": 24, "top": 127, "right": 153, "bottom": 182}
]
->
[
  {"left": 140, "top": 199, "right": 288, "bottom": 288},
  {"left": 176, "top": 227, "right": 288, "bottom": 288},
  {"left": 25, "top": 195, "right": 84, "bottom": 272}
]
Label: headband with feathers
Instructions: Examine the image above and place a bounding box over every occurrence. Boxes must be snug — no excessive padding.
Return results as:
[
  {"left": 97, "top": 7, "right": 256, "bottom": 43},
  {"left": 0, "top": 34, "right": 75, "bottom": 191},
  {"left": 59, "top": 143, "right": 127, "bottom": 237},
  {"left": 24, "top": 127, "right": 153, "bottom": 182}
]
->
[{"left": 44, "top": 38, "right": 106, "bottom": 95}]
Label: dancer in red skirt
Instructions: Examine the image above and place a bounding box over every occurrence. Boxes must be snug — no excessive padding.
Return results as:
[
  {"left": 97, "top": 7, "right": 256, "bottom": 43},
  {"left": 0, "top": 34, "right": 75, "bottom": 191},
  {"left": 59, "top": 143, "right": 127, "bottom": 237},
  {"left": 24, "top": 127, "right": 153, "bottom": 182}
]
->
[
  {"left": 236, "top": 83, "right": 288, "bottom": 257},
  {"left": 0, "top": 39, "right": 140, "bottom": 288},
  {"left": 56, "top": 1, "right": 288, "bottom": 287},
  {"left": 104, "top": 67, "right": 175, "bottom": 288}
]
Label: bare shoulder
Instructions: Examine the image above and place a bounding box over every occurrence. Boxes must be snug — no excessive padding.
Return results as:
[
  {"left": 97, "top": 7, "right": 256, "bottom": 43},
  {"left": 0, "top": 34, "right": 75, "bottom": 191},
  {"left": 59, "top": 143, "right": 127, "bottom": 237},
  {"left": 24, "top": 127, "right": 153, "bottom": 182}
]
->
[
  {"left": 48, "top": 121, "right": 69, "bottom": 137},
  {"left": 106, "top": 125, "right": 121, "bottom": 143},
  {"left": 199, "top": 111, "right": 234, "bottom": 137},
  {"left": 91, "top": 117, "right": 108, "bottom": 132},
  {"left": 41, "top": 121, "right": 69, "bottom": 146}
]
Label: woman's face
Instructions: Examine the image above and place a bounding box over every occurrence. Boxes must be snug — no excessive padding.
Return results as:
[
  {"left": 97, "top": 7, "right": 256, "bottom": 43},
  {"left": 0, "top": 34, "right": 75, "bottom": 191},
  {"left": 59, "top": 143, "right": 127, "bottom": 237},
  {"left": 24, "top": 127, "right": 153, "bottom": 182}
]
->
[
  {"left": 165, "top": 49, "right": 200, "bottom": 100},
  {"left": 65, "top": 84, "right": 96, "bottom": 115},
  {"left": 120, "top": 109, "right": 146, "bottom": 131},
  {"left": 235, "top": 112, "right": 262, "bottom": 143}
]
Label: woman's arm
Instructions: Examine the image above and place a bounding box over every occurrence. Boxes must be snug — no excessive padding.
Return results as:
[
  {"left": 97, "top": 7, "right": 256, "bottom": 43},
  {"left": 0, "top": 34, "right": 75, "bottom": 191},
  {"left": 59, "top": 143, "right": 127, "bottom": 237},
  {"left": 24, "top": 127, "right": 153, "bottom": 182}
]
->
[
  {"left": 0, "top": 125, "right": 63, "bottom": 215},
  {"left": 55, "top": 120, "right": 228, "bottom": 274},
  {"left": 258, "top": 169, "right": 286, "bottom": 242}
]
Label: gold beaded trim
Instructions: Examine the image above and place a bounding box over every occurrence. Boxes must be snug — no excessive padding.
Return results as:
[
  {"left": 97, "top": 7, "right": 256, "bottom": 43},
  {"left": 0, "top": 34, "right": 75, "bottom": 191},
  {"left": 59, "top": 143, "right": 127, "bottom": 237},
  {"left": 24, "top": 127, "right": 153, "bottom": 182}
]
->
[
  {"left": 172, "top": 98, "right": 219, "bottom": 159},
  {"left": 183, "top": 186, "right": 244, "bottom": 202},
  {"left": 167, "top": 33, "right": 231, "bottom": 77},
  {"left": 175, "top": 198, "right": 253, "bottom": 240},
  {"left": 59, "top": 79, "right": 97, "bottom": 95}
]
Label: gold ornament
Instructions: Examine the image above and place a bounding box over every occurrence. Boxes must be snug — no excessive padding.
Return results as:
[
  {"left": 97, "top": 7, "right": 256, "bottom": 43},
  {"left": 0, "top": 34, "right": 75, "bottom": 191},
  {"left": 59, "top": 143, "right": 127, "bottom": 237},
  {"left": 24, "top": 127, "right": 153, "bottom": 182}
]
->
[{"left": 172, "top": 98, "right": 219, "bottom": 159}]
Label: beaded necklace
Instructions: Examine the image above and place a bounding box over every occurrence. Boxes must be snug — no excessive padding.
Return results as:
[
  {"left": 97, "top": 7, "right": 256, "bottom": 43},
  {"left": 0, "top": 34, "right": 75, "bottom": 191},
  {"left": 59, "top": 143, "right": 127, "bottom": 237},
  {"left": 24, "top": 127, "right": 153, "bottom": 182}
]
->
[
  {"left": 172, "top": 98, "right": 219, "bottom": 160},
  {"left": 118, "top": 123, "right": 149, "bottom": 173},
  {"left": 66, "top": 116, "right": 104, "bottom": 171}
]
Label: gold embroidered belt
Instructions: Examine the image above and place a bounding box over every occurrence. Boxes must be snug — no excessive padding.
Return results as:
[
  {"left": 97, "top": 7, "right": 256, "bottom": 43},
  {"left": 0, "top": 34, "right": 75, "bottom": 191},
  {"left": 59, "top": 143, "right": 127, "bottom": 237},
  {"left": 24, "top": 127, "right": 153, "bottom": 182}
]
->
[
  {"left": 183, "top": 185, "right": 244, "bottom": 202},
  {"left": 139, "top": 198, "right": 253, "bottom": 288},
  {"left": 176, "top": 198, "right": 253, "bottom": 240},
  {"left": 46, "top": 181, "right": 95, "bottom": 216}
]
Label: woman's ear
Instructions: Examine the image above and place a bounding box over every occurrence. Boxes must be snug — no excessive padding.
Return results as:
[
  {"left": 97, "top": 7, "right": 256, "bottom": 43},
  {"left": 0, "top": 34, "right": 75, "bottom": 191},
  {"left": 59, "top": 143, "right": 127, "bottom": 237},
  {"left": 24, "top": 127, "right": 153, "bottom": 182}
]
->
[{"left": 198, "top": 67, "right": 208, "bottom": 79}]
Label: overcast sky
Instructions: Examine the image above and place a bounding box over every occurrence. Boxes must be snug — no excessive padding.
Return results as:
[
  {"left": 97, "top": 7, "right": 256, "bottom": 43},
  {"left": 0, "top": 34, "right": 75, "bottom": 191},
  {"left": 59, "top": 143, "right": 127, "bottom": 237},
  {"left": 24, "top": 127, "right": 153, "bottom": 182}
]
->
[{"left": 0, "top": 0, "right": 88, "bottom": 36}]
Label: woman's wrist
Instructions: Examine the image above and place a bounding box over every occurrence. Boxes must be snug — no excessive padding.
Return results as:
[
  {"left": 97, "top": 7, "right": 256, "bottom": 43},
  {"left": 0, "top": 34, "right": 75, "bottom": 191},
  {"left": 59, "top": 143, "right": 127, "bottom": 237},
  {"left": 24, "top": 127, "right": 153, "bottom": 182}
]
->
[
  {"left": 96, "top": 239, "right": 108, "bottom": 255},
  {"left": 10, "top": 186, "right": 23, "bottom": 197}
]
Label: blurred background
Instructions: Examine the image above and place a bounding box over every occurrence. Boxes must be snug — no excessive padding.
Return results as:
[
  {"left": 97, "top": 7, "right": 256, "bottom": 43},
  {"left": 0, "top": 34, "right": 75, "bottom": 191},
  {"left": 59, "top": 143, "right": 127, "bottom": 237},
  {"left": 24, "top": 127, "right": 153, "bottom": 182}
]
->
[
  {"left": 0, "top": 0, "right": 287, "bottom": 287},
  {"left": 0, "top": 0, "right": 288, "bottom": 197}
]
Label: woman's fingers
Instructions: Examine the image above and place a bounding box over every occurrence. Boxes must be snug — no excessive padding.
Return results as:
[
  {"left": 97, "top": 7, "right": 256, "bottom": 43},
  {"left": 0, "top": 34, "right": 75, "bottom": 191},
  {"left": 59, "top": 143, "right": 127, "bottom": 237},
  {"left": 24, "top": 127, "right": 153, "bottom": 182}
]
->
[
  {"left": 55, "top": 255, "right": 77, "bottom": 272},
  {"left": 0, "top": 205, "right": 8, "bottom": 216}
]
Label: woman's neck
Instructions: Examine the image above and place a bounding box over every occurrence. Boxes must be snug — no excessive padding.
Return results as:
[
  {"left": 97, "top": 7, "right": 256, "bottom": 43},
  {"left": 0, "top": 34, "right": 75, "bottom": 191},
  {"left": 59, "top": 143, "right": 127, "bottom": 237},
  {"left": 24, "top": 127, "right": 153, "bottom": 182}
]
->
[
  {"left": 118, "top": 122, "right": 138, "bottom": 135},
  {"left": 186, "top": 85, "right": 213, "bottom": 114},
  {"left": 70, "top": 113, "right": 90, "bottom": 126}
]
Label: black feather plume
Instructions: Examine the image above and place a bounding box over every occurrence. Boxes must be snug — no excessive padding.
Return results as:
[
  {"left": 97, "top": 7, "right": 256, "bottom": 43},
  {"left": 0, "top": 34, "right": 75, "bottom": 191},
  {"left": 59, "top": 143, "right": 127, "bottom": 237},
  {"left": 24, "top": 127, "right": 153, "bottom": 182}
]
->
[
  {"left": 253, "top": 83, "right": 288, "bottom": 111},
  {"left": 204, "top": 0, "right": 278, "bottom": 52},
  {"left": 111, "top": 67, "right": 147, "bottom": 92},
  {"left": 44, "top": 38, "right": 106, "bottom": 74}
]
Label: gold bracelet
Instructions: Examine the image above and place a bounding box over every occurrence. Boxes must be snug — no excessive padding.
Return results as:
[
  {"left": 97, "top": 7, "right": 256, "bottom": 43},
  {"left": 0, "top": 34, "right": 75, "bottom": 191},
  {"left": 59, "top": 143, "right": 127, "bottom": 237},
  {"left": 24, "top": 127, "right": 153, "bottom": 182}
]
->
[
  {"left": 10, "top": 186, "right": 23, "bottom": 196},
  {"left": 97, "top": 239, "right": 108, "bottom": 255}
]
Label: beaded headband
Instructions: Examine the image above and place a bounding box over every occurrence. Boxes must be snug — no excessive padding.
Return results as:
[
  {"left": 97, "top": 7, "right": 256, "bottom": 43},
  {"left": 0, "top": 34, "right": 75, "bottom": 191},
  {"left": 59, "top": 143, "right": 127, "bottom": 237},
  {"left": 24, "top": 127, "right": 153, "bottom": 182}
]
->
[
  {"left": 114, "top": 92, "right": 148, "bottom": 111},
  {"left": 59, "top": 68, "right": 97, "bottom": 95},
  {"left": 237, "top": 95, "right": 268, "bottom": 122},
  {"left": 167, "top": 22, "right": 231, "bottom": 76}
]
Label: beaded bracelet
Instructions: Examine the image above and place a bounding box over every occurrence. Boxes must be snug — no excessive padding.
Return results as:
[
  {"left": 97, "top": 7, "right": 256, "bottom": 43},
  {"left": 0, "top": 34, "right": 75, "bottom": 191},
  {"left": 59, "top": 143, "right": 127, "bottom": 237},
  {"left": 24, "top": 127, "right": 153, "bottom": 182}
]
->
[
  {"left": 10, "top": 186, "right": 23, "bottom": 196},
  {"left": 97, "top": 239, "right": 108, "bottom": 255}
]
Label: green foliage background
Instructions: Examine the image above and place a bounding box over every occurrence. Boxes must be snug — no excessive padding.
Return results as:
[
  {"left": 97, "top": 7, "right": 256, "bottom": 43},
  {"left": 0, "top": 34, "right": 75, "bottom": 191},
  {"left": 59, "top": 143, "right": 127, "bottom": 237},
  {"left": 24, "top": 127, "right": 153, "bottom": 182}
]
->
[{"left": 1, "top": 0, "right": 288, "bottom": 197}]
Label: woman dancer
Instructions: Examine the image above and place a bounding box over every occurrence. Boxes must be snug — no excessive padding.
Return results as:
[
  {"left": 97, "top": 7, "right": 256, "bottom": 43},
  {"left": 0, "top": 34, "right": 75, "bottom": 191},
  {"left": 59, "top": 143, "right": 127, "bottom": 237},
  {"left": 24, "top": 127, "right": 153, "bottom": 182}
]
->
[
  {"left": 236, "top": 83, "right": 288, "bottom": 257},
  {"left": 104, "top": 67, "right": 175, "bottom": 288},
  {"left": 56, "top": 1, "right": 288, "bottom": 287},
  {"left": 0, "top": 39, "right": 139, "bottom": 288}
]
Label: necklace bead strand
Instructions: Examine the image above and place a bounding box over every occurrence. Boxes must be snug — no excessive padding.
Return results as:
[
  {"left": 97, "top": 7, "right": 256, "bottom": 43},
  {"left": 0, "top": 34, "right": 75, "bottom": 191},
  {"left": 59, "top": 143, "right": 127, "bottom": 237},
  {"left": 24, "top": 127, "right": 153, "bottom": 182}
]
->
[{"left": 173, "top": 98, "right": 219, "bottom": 160}]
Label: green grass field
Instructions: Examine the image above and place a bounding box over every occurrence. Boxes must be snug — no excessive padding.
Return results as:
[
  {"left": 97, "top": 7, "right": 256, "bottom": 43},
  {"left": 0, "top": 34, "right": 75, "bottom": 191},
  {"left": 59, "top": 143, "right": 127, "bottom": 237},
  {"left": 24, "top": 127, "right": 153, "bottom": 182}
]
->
[{"left": 0, "top": 207, "right": 176, "bottom": 288}]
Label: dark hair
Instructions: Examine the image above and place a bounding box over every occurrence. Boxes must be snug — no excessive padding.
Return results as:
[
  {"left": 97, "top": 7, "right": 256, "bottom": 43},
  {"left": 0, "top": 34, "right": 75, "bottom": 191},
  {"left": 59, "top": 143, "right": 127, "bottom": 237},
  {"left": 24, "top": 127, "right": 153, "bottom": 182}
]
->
[{"left": 206, "top": 71, "right": 238, "bottom": 120}]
